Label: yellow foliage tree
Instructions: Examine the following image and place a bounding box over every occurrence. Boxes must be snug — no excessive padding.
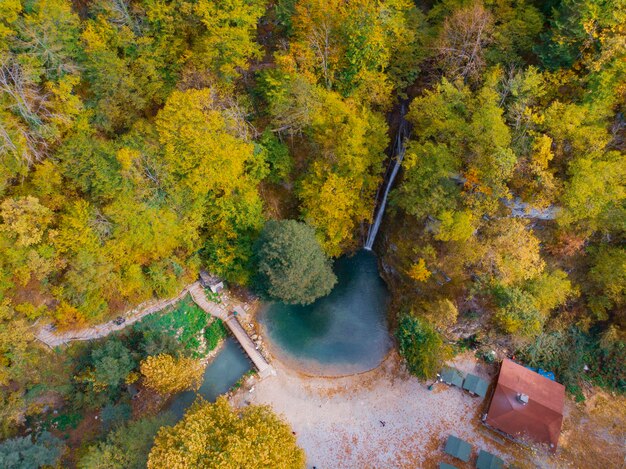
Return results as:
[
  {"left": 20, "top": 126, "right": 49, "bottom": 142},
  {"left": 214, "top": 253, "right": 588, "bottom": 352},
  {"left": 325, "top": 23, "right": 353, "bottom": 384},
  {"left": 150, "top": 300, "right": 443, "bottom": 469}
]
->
[
  {"left": 140, "top": 354, "right": 204, "bottom": 395},
  {"left": 193, "top": 0, "right": 264, "bottom": 82},
  {"left": 408, "top": 258, "right": 431, "bottom": 282},
  {"left": 286, "top": 0, "right": 423, "bottom": 102},
  {"left": 479, "top": 218, "right": 545, "bottom": 285},
  {"left": 156, "top": 88, "right": 254, "bottom": 197},
  {"left": 0, "top": 196, "right": 53, "bottom": 247},
  {"left": 298, "top": 88, "right": 388, "bottom": 256},
  {"left": 148, "top": 397, "right": 306, "bottom": 469}
]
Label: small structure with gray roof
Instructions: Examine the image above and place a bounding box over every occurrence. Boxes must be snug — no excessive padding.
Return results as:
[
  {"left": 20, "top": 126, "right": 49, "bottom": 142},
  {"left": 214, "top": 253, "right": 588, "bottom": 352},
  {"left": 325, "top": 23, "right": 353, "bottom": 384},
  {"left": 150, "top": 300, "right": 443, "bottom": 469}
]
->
[
  {"left": 444, "top": 435, "right": 472, "bottom": 462},
  {"left": 476, "top": 449, "right": 504, "bottom": 469},
  {"left": 441, "top": 367, "right": 464, "bottom": 387},
  {"left": 463, "top": 373, "right": 489, "bottom": 397}
]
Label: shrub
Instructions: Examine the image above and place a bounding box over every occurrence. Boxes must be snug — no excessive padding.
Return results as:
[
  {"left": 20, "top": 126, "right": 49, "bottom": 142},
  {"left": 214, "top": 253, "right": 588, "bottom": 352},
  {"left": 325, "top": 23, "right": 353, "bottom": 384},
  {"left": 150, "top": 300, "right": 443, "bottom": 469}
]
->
[
  {"left": 204, "top": 319, "right": 227, "bottom": 351},
  {"left": 135, "top": 297, "right": 209, "bottom": 357},
  {"left": 396, "top": 315, "right": 451, "bottom": 379},
  {"left": 519, "top": 327, "right": 625, "bottom": 396}
]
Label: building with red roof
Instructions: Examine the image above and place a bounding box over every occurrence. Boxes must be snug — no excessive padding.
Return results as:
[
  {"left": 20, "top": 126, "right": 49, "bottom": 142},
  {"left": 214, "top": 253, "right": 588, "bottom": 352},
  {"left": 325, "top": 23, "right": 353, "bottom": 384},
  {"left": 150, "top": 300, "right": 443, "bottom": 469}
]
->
[{"left": 484, "top": 359, "right": 565, "bottom": 451}]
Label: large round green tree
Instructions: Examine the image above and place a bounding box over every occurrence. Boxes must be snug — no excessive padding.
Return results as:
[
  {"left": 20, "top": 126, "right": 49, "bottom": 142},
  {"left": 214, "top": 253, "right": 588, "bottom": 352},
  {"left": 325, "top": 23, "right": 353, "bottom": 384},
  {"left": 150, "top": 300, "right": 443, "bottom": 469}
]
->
[{"left": 254, "top": 220, "right": 337, "bottom": 305}]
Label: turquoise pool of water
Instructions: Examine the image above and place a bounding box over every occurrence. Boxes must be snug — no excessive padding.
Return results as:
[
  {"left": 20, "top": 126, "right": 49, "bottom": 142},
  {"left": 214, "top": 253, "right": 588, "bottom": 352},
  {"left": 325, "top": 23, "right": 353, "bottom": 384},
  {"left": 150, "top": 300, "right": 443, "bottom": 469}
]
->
[
  {"left": 260, "top": 250, "right": 391, "bottom": 375},
  {"left": 168, "top": 336, "right": 251, "bottom": 419}
]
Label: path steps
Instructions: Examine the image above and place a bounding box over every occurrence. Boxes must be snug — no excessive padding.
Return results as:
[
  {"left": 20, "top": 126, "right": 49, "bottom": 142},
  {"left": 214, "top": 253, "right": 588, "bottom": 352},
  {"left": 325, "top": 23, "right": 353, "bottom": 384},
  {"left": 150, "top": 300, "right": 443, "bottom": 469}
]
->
[
  {"left": 36, "top": 282, "right": 276, "bottom": 379},
  {"left": 35, "top": 287, "right": 192, "bottom": 348}
]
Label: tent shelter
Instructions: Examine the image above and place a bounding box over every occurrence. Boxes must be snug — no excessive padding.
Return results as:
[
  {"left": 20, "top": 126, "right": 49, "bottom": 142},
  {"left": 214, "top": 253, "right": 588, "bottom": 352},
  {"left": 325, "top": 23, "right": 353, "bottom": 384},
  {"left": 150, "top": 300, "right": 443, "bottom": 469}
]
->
[
  {"left": 476, "top": 449, "right": 504, "bottom": 469},
  {"left": 484, "top": 359, "right": 565, "bottom": 451},
  {"left": 444, "top": 435, "right": 472, "bottom": 462},
  {"left": 441, "top": 367, "right": 464, "bottom": 387},
  {"left": 462, "top": 373, "right": 489, "bottom": 397}
]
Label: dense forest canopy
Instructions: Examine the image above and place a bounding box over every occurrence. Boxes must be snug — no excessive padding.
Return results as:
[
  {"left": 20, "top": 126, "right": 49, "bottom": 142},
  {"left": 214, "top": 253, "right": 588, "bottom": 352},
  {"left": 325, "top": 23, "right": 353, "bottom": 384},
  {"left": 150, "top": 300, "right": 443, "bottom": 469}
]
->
[{"left": 0, "top": 0, "right": 624, "bottom": 462}]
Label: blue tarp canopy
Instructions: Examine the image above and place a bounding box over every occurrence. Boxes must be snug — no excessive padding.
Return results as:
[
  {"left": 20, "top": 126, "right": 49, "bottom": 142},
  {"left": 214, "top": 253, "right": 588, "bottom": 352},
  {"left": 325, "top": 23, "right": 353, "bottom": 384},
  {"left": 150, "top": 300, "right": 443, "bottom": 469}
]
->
[
  {"left": 525, "top": 366, "right": 556, "bottom": 381},
  {"left": 476, "top": 450, "right": 504, "bottom": 469},
  {"left": 444, "top": 435, "right": 472, "bottom": 462},
  {"left": 441, "top": 367, "right": 464, "bottom": 387},
  {"left": 462, "top": 373, "right": 489, "bottom": 397}
]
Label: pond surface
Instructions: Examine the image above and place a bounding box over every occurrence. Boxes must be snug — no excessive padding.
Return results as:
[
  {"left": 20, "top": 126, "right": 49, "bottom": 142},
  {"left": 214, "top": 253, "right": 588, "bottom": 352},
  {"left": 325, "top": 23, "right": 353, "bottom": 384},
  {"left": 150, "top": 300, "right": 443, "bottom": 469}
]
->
[
  {"left": 168, "top": 336, "right": 251, "bottom": 419},
  {"left": 260, "top": 250, "right": 391, "bottom": 376}
]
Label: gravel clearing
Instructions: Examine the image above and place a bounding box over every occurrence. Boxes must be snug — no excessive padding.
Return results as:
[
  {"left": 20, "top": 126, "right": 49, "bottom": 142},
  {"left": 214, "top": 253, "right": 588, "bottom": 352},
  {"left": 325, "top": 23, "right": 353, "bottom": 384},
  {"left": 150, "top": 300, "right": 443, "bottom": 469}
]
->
[{"left": 232, "top": 351, "right": 566, "bottom": 468}]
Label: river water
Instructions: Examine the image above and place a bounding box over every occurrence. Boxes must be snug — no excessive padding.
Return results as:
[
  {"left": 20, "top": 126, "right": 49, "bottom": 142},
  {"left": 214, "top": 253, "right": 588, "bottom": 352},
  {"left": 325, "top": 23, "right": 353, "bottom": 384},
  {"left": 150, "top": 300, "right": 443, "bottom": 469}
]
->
[
  {"left": 259, "top": 250, "right": 391, "bottom": 376},
  {"left": 168, "top": 336, "right": 251, "bottom": 419}
]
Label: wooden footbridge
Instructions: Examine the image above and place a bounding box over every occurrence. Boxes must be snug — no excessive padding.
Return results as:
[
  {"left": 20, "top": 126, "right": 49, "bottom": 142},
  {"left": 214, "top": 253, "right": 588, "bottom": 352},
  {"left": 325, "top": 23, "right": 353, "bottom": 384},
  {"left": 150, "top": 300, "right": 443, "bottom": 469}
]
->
[{"left": 188, "top": 284, "right": 276, "bottom": 379}]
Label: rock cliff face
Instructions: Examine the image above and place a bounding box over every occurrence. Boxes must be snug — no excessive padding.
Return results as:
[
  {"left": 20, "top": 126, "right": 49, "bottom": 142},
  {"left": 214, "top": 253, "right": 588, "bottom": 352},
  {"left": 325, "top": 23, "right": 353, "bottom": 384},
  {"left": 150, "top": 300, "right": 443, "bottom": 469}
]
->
[{"left": 373, "top": 203, "right": 489, "bottom": 342}]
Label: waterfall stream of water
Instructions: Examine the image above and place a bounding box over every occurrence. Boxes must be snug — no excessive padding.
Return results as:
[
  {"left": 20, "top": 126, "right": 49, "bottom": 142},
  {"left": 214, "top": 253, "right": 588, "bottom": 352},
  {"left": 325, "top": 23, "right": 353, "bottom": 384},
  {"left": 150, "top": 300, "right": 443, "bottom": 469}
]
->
[{"left": 364, "top": 105, "right": 409, "bottom": 251}]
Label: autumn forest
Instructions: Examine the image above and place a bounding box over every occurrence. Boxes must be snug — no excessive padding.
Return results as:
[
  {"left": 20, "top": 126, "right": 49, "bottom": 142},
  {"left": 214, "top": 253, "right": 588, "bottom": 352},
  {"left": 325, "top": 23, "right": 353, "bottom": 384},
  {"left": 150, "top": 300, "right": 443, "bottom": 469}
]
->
[{"left": 0, "top": 0, "right": 624, "bottom": 466}]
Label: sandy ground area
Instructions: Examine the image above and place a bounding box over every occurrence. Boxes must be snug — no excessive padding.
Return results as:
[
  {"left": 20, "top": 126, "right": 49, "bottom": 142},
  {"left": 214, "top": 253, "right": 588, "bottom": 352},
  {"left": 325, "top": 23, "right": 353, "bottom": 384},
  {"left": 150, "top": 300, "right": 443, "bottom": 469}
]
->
[{"left": 231, "top": 351, "right": 575, "bottom": 469}]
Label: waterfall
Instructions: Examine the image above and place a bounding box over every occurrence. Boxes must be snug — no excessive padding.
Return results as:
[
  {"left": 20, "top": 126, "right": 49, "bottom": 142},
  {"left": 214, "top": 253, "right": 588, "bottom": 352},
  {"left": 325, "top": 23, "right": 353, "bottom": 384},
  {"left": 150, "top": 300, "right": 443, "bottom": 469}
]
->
[{"left": 364, "top": 105, "right": 409, "bottom": 251}]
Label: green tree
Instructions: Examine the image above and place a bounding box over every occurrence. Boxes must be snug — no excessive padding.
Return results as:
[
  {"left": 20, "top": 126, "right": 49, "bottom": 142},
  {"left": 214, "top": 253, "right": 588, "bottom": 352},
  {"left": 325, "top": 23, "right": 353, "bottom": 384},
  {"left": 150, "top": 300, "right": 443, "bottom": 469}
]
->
[
  {"left": 284, "top": 0, "right": 424, "bottom": 102},
  {"left": 477, "top": 218, "right": 544, "bottom": 285},
  {"left": 156, "top": 89, "right": 254, "bottom": 196},
  {"left": 257, "top": 130, "right": 293, "bottom": 183},
  {"left": 148, "top": 397, "right": 305, "bottom": 469},
  {"left": 396, "top": 315, "right": 451, "bottom": 379},
  {"left": 202, "top": 186, "right": 265, "bottom": 285},
  {"left": 296, "top": 87, "right": 388, "bottom": 256},
  {"left": 91, "top": 339, "right": 136, "bottom": 388},
  {"left": 0, "top": 432, "right": 63, "bottom": 469},
  {"left": 79, "top": 414, "right": 172, "bottom": 469},
  {"left": 254, "top": 220, "right": 337, "bottom": 305},
  {"left": 559, "top": 151, "right": 626, "bottom": 234},
  {"left": 79, "top": 2, "right": 177, "bottom": 132},
  {"left": 52, "top": 200, "right": 116, "bottom": 324},
  {"left": 100, "top": 403, "right": 132, "bottom": 431},
  {"left": 398, "top": 73, "right": 516, "bottom": 221},
  {"left": 0, "top": 0, "right": 81, "bottom": 191},
  {"left": 433, "top": 1, "right": 494, "bottom": 82},
  {"left": 492, "top": 285, "right": 543, "bottom": 337},
  {"left": 0, "top": 196, "right": 53, "bottom": 247},
  {"left": 586, "top": 246, "right": 626, "bottom": 320},
  {"left": 422, "top": 298, "right": 458, "bottom": 330},
  {"left": 0, "top": 301, "right": 38, "bottom": 438},
  {"left": 434, "top": 210, "right": 475, "bottom": 242}
]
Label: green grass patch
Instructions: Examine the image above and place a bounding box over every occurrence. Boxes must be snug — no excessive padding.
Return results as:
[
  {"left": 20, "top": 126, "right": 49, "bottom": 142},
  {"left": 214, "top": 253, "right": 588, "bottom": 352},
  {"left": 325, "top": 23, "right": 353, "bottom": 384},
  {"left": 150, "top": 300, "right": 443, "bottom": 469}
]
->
[
  {"left": 43, "top": 412, "right": 83, "bottom": 431},
  {"left": 204, "top": 289, "right": 222, "bottom": 304},
  {"left": 204, "top": 319, "right": 228, "bottom": 351},
  {"left": 135, "top": 295, "right": 210, "bottom": 356}
]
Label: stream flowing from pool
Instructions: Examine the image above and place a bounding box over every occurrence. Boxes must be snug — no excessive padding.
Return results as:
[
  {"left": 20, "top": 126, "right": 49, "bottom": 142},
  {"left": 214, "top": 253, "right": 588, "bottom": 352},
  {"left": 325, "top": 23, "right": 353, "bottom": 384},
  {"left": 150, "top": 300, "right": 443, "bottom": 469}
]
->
[
  {"left": 260, "top": 250, "right": 391, "bottom": 376},
  {"left": 168, "top": 336, "right": 251, "bottom": 419}
]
